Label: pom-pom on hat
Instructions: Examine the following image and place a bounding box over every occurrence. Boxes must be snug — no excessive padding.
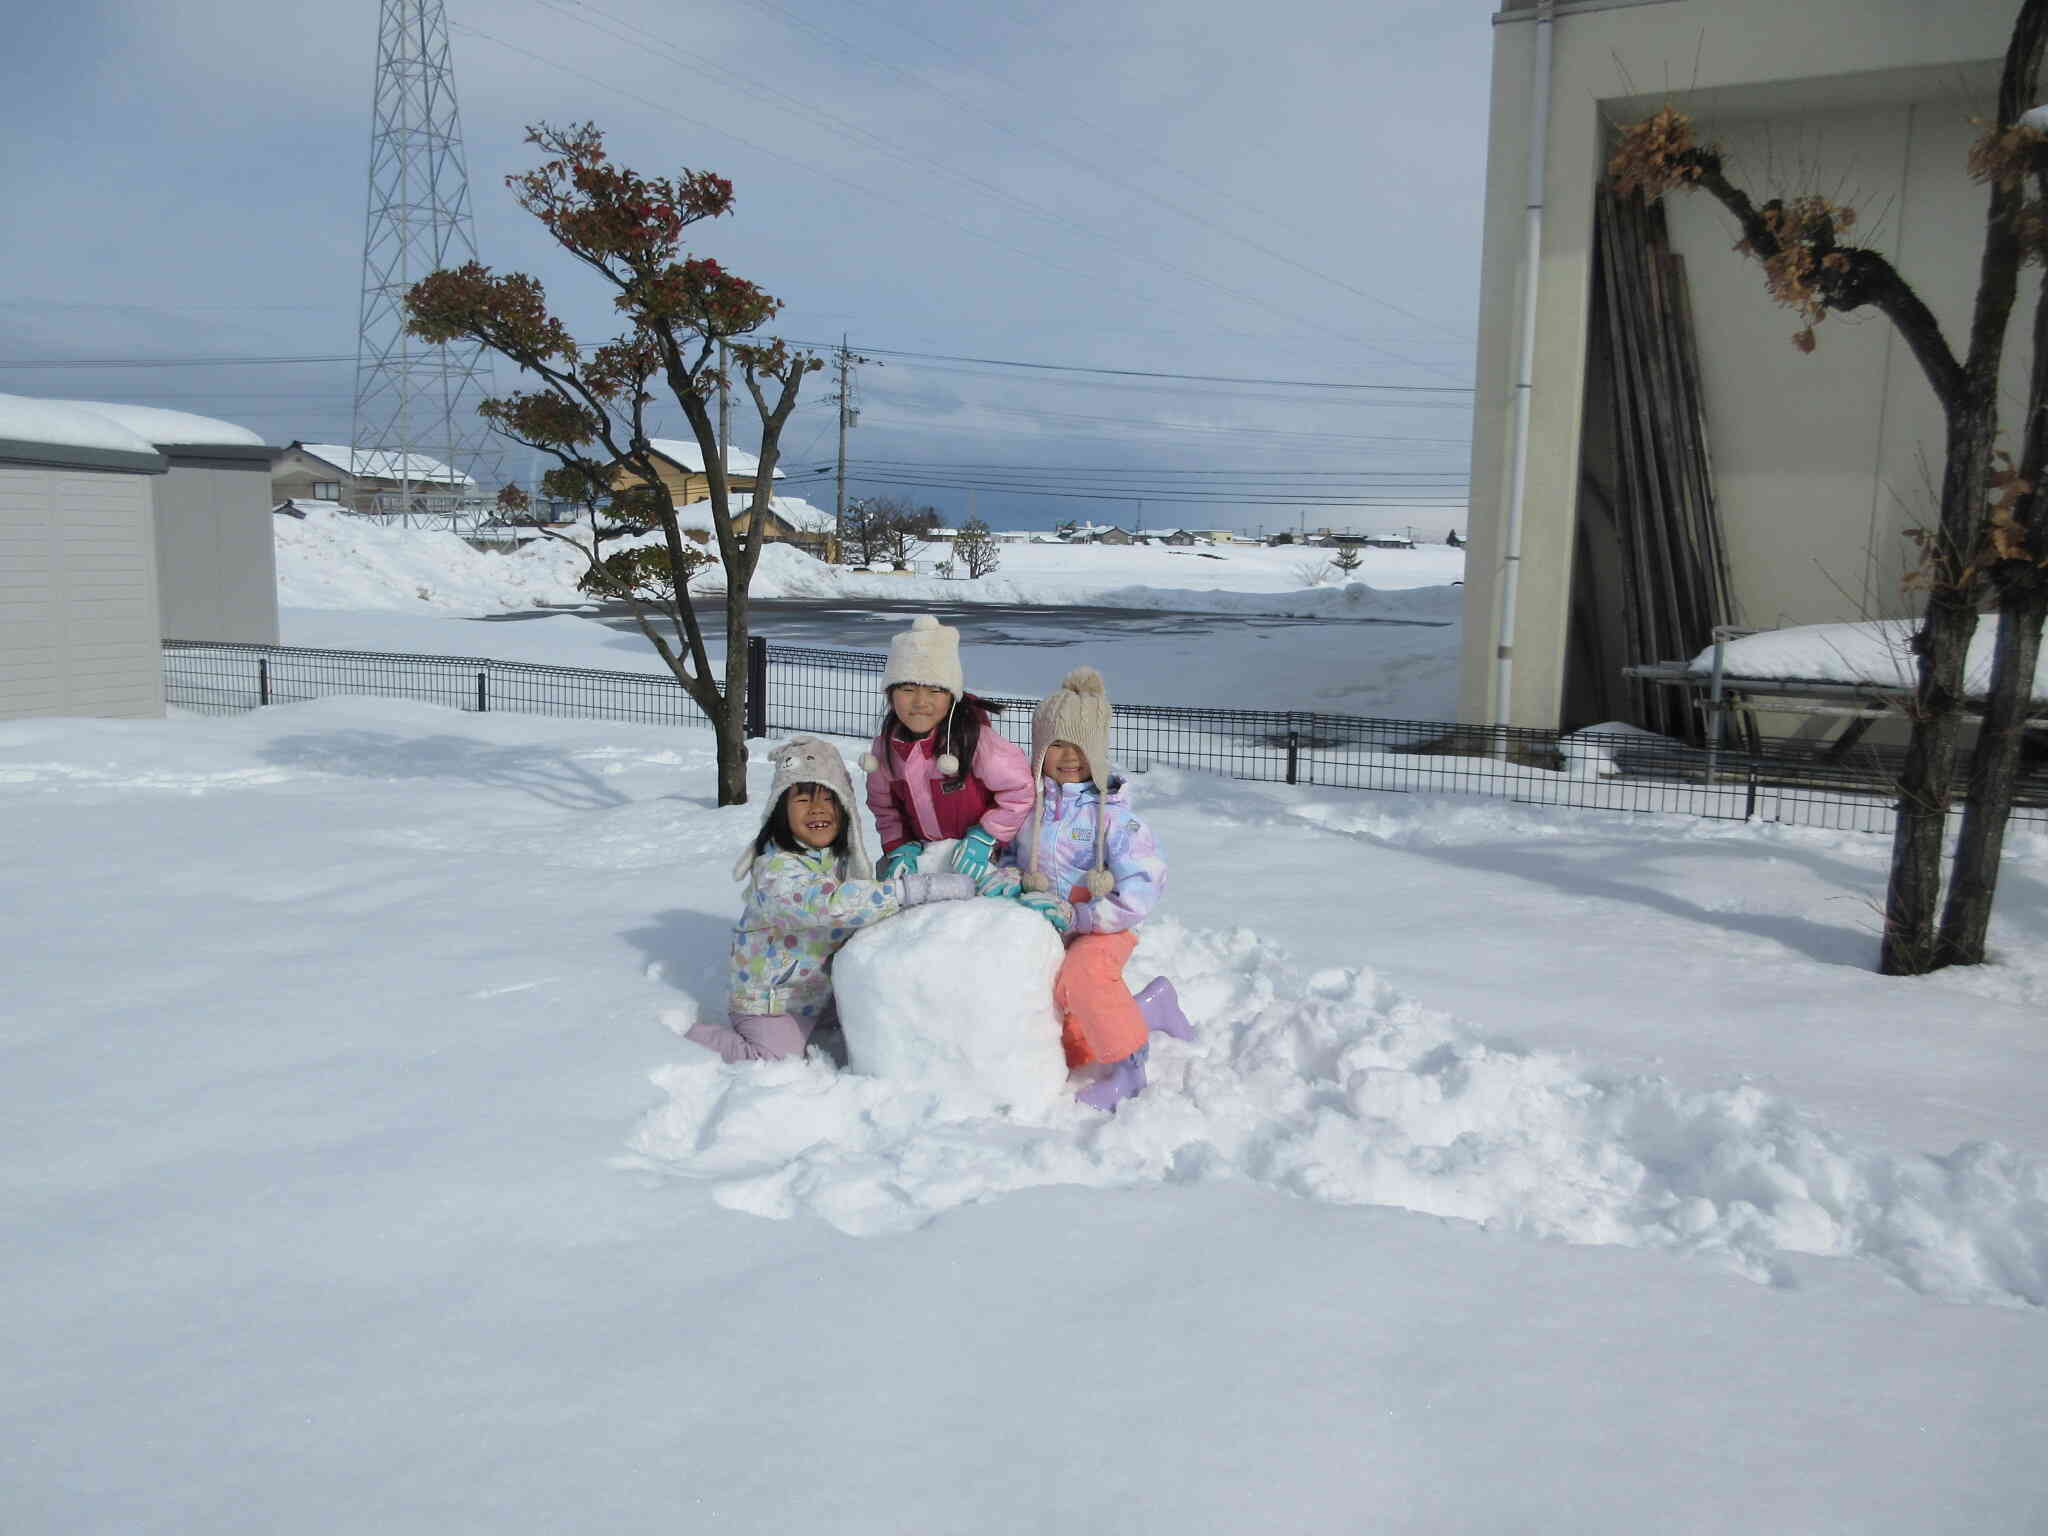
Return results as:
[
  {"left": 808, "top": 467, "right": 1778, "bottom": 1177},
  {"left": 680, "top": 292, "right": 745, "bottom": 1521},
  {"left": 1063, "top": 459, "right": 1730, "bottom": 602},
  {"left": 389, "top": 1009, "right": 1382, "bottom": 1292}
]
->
[
  {"left": 732, "top": 735, "right": 873, "bottom": 883},
  {"left": 1022, "top": 666, "right": 1117, "bottom": 900}
]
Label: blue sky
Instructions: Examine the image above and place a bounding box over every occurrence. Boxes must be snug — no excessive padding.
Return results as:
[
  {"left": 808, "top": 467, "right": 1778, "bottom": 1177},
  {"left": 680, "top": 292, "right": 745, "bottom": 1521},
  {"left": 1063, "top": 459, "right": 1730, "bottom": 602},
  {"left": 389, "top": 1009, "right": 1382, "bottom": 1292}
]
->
[{"left": 0, "top": 0, "right": 1493, "bottom": 534}]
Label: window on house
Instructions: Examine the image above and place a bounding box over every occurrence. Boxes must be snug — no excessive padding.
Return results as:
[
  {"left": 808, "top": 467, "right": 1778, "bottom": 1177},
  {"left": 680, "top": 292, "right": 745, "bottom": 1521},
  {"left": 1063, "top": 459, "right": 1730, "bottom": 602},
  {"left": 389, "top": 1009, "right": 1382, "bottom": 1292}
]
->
[{"left": 314, "top": 481, "right": 341, "bottom": 500}]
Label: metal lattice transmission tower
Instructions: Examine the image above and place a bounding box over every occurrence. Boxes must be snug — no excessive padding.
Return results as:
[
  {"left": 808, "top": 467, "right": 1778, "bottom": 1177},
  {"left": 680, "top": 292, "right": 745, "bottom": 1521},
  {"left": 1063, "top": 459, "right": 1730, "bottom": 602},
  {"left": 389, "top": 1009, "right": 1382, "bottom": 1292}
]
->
[{"left": 352, "top": 0, "right": 500, "bottom": 526}]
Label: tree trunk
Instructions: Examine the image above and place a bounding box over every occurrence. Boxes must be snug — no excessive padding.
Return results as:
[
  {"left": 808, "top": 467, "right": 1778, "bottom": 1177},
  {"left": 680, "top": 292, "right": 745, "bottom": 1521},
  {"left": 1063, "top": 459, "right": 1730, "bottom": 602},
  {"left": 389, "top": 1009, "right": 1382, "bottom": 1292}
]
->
[
  {"left": 1936, "top": 583, "right": 2048, "bottom": 965},
  {"left": 1880, "top": 591, "right": 1979, "bottom": 975},
  {"left": 1881, "top": 399, "right": 2000, "bottom": 976},
  {"left": 717, "top": 588, "right": 752, "bottom": 807}
]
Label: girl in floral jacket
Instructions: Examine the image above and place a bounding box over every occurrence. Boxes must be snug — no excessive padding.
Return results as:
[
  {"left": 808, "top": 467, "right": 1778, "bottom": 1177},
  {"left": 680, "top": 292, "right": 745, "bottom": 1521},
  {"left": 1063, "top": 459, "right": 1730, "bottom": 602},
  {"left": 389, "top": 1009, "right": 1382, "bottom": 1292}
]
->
[
  {"left": 1012, "top": 667, "right": 1193, "bottom": 1111},
  {"left": 688, "top": 736, "right": 977, "bottom": 1064}
]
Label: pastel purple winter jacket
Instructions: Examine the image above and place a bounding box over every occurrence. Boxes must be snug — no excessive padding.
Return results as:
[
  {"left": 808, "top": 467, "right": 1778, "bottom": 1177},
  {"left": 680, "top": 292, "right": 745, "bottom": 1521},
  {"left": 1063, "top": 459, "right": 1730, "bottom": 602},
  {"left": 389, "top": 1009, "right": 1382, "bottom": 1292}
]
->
[{"left": 1020, "top": 776, "right": 1166, "bottom": 935}]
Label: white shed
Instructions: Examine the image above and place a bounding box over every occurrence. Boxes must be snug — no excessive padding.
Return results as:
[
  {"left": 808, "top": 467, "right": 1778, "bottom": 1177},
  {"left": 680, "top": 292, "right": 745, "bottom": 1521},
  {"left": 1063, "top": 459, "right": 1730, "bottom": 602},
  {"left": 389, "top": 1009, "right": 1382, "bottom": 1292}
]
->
[
  {"left": 0, "top": 396, "right": 169, "bottom": 722},
  {"left": 52, "top": 401, "right": 280, "bottom": 645}
]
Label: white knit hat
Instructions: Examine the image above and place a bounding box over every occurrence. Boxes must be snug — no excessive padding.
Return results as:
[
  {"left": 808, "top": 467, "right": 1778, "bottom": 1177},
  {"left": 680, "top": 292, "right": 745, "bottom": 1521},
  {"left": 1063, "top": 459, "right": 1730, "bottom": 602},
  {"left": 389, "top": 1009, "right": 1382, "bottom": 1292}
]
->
[
  {"left": 863, "top": 614, "right": 968, "bottom": 776},
  {"left": 732, "top": 735, "right": 873, "bottom": 882},
  {"left": 881, "top": 614, "right": 963, "bottom": 696},
  {"left": 1022, "top": 666, "right": 1116, "bottom": 899}
]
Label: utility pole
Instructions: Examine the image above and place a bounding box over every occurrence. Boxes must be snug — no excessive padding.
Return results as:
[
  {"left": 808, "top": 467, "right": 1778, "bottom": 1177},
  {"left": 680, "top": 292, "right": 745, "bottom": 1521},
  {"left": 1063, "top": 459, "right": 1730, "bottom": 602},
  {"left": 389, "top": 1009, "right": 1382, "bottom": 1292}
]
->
[{"left": 830, "top": 336, "right": 876, "bottom": 563}]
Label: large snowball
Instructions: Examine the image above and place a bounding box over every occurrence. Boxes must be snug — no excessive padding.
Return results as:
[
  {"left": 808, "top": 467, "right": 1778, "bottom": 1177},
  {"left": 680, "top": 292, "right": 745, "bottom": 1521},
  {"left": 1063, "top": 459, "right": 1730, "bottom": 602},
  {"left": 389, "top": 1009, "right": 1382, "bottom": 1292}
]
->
[{"left": 834, "top": 892, "right": 1069, "bottom": 1117}]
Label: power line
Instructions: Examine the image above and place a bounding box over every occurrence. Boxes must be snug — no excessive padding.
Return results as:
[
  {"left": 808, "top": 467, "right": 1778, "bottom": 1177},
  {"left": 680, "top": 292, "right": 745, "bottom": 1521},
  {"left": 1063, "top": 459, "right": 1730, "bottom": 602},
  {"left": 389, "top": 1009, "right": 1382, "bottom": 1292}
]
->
[
  {"left": 796, "top": 343, "right": 1473, "bottom": 393},
  {"left": 0, "top": 353, "right": 356, "bottom": 370},
  {"left": 493, "top": 1, "right": 1465, "bottom": 372},
  {"left": 0, "top": 342, "right": 1472, "bottom": 398},
  {"left": 712, "top": 0, "right": 1472, "bottom": 351},
  {"left": 847, "top": 459, "right": 1466, "bottom": 478}
]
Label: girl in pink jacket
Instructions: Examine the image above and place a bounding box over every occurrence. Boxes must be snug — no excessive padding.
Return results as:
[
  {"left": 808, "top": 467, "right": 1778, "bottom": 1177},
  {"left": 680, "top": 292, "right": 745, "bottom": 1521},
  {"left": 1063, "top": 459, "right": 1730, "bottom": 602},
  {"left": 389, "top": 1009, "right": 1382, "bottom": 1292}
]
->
[{"left": 859, "top": 615, "right": 1034, "bottom": 884}]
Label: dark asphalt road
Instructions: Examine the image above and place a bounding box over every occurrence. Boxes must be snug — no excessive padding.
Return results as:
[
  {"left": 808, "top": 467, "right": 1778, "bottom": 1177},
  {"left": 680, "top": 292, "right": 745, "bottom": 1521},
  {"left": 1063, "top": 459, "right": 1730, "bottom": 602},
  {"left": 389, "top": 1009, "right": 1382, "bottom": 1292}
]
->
[{"left": 480, "top": 595, "right": 1450, "bottom": 653}]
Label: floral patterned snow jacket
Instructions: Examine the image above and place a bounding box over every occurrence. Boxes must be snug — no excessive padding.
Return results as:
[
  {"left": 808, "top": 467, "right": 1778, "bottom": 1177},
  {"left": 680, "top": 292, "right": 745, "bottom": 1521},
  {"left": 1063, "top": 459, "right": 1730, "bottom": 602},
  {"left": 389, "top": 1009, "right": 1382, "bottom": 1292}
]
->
[
  {"left": 1021, "top": 776, "right": 1167, "bottom": 936},
  {"left": 728, "top": 847, "right": 914, "bottom": 1019}
]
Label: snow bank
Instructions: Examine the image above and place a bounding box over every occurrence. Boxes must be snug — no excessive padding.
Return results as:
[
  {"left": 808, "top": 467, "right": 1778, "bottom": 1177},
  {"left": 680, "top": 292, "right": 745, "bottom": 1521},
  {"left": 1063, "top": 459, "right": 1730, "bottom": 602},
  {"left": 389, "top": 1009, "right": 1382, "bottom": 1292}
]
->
[
  {"left": 271, "top": 502, "right": 1466, "bottom": 618},
  {"left": 274, "top": 506, "right": 596, "bottom": 614},
  {"left": 836, "top": 899, "right": 1069, "bottom": 1115},
  {"left": 634, "top": 919, "right": 2048, "bottom": 1306},
  {"left": 1690, "top": 620, "right": 2048, "bottom": 701}
]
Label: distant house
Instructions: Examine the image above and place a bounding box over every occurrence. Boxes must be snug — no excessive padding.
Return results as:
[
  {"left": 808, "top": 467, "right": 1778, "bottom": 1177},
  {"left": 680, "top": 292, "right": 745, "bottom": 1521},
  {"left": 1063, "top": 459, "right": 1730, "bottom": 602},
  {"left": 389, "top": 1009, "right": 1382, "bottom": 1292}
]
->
[
  {"left": 1331, "top": 531, "right": 1415, "bottom": 551},
  {"left": 1092, "top": 526, "right": 1135, "bottom": 546},
  {"left": 674, "top": 493, "right": 836, "bottom": 562},
  {"left": 608, "top": 437, "right": 783, "bottom": 510},
  {"left": 1138, "top": 528, "right": 1200, "bottom": 547},
  {"left": 272, "top": 442, "right": 475, "bottom": 515},
  {"left": 1057, "top": 520, "right": 1119, "bottom": 542}
]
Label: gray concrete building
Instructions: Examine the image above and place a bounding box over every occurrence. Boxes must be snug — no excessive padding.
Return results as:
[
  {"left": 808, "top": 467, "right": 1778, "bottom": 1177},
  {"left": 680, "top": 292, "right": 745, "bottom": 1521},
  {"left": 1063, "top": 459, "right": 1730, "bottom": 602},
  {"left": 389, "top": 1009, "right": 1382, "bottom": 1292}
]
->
[{"left": 1462, "top": 0, "right": 2026, "bottom": 731}]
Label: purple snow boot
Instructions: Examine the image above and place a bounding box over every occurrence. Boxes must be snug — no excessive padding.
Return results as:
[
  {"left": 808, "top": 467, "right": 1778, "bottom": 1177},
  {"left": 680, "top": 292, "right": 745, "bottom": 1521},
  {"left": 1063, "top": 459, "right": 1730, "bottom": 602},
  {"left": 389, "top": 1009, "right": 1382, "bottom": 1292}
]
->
[
  {"left": 1134, "top": 977, "right": 1194, "bottom": 1041},
  {"left": 1075, "top": 1044, "right": 1149, "bottom": 1113}
]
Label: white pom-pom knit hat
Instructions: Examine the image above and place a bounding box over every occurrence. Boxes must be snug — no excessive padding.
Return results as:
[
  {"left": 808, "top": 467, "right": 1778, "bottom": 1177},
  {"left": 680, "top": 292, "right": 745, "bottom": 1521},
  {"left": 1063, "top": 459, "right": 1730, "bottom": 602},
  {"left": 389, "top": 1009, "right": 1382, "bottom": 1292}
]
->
[
  {"left": 861, "top": 614, "right": 968, "bottom": 776},
  {"left": 732, "top": 735, "right": 874, "bottom": 883},
  {"left": 1022, "top": 666, "right": 1117, "bottom": 900}
]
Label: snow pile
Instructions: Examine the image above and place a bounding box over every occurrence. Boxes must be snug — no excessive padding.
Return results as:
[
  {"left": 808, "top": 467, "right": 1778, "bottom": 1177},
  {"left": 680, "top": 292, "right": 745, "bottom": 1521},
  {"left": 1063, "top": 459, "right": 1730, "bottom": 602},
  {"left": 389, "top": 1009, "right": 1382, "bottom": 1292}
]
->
[
  {"left": 835, "top": 898, "right": 1069, "bottom": 1115},
  {"left": 271, "top": 501, "right": 1466, "bottom": 617},
  {"left": 1690, "top": 619, "right": 2048, "bottom": 701},
  {"left": 274, "top": 506, "right": 594, "bottom": 613},
  {"left": 634, "top": 918, "right": 2048, "bottom": 1305}
]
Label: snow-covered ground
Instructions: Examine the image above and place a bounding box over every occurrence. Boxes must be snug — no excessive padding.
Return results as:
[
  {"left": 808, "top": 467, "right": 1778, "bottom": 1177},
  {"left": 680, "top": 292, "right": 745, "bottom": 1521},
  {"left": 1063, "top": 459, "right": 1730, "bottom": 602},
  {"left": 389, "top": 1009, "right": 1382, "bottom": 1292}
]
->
[
  {"left": 273, "top": 504, "right": 1465, "bottom": 616},
  {"left": 4, "top": 692, "right": 2045, "bottom": 1533}
]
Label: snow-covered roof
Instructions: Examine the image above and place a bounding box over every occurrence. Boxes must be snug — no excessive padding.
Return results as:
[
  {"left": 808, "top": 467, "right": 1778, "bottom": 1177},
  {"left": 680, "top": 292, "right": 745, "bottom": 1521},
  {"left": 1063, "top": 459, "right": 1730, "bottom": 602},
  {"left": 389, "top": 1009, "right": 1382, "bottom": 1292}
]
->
[
  {"left": 49, "top": 399, "right": 264, "bottom": 449},
  {"left": 641, "top": 437, "right": 783, "bottom": 479},
  {"left": 296, "top": 443, "right": 475, "bottom": 486},
  {"left": 673, "top": 492, "right": 826, "bottom": 528},
  {"left": 0, "top": 392, "right": 166, "bottom": 472}
]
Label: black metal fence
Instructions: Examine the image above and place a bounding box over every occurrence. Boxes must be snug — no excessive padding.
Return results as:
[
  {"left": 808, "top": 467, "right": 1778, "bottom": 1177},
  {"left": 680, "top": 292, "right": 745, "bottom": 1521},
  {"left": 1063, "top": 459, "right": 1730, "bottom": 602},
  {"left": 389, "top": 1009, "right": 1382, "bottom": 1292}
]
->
[{"left": 163, "top": 638, "right": 2048, "bottom": 835}]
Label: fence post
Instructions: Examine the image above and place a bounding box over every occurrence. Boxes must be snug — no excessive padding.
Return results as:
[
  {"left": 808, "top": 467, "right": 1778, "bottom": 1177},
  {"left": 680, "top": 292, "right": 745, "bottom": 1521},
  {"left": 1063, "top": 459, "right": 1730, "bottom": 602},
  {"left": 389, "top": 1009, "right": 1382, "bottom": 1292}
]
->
[
  {"left": 1744, "top": 766, "right": 1758, "bottom": 821},
  {"left": 1285, "top": 728, "right": 1299, "bottom": 786},
  {"left": 745, "top": 636, "right": 768, "bottom": 739},
  {"left": 257, "top": 656, "right": 270, "bottom": 707},
  {"left": 477, "top": 671, "right": 488, "bottom": 713}
]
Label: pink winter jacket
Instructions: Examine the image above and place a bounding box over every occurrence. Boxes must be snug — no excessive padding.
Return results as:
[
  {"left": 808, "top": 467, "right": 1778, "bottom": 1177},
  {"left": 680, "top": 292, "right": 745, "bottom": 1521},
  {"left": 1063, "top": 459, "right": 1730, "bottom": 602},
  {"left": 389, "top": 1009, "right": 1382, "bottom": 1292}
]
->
[{"left": 865, "top": 726, "right": 1034, "bottom": 854}]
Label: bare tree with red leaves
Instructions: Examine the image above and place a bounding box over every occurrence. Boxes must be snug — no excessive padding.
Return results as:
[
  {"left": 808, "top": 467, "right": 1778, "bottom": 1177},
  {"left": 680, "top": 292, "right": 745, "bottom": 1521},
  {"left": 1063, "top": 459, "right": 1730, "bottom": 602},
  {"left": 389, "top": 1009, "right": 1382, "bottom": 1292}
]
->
[{"left": 405, "top": 122, "right": 821, "bottom": 806}]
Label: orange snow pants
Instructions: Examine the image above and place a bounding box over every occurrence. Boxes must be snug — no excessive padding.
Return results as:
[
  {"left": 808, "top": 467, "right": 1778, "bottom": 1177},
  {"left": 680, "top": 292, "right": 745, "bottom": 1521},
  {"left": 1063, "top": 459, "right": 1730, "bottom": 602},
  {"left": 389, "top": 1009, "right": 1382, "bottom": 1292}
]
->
[{"left": 1053, "top": 929, "right": 1147, "bottom": 1068}]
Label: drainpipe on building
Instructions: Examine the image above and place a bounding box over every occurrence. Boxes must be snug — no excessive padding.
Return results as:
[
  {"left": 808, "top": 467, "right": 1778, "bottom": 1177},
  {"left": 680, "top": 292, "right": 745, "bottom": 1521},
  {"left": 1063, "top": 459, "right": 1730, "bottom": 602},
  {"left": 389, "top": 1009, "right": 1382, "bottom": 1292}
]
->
[{"left": 1491, "top": 0, "right": 1557, "bottom": 739}]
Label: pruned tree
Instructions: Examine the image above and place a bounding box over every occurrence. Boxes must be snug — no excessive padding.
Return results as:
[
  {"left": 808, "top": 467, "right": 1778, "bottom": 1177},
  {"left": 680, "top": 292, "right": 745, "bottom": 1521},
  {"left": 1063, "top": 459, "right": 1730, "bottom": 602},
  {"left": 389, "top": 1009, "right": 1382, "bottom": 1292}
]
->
[
  {"left": 840, "top": 496, "right": 912, "bottom": 567},
  {"left": 1332, "top": 541, "right": 1363, "bottom": 574},
  {"left": 404, "top": 122, "right": 821, "bottom": 805},
  {"left": 955, "top": 516, "right": 1001, "bottom": 579},
  {"left": 1609, "top": 0, "right": 2048, "bottom": 974},
  {"left": 842, "top": 496, "right": 939, "bottom": 569}
]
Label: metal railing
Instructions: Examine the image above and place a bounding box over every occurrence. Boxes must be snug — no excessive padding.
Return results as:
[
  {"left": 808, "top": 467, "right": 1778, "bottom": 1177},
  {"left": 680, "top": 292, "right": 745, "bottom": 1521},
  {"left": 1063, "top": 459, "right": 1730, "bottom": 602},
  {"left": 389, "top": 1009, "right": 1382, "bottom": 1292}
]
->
[{"left": 162, "top": 638, "right": 2048, "bottom": 835}]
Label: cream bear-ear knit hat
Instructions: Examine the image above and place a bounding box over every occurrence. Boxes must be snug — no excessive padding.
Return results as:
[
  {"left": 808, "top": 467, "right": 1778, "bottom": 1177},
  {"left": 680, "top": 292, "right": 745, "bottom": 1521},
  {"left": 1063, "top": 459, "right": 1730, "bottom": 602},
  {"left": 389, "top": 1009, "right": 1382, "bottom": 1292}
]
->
[
  {"left": 732, "top": 735, "right": 873, "bottom": 883},
  {"left": 860, "top": 614, "right": 967, "bottom": 776},
  {"left": 1022, "top": 666, "right": 1116, "bottom": 900}
]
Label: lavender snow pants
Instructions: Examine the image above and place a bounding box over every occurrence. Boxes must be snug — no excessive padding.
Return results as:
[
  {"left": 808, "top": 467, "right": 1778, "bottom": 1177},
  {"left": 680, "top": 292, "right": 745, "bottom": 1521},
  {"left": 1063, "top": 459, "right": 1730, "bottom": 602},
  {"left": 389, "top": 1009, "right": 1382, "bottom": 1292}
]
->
[{"left": 687, "top": 1008, "right": 826, "bottom": 1064}]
